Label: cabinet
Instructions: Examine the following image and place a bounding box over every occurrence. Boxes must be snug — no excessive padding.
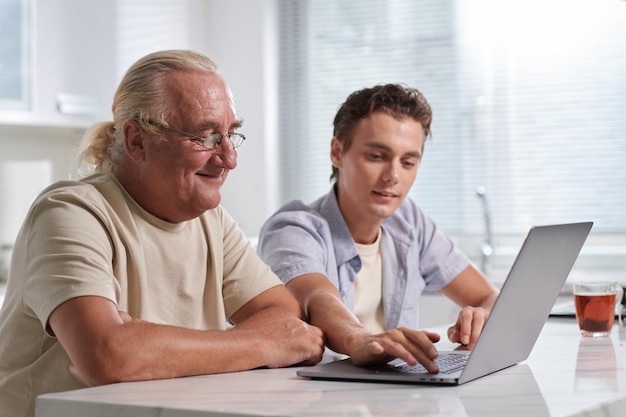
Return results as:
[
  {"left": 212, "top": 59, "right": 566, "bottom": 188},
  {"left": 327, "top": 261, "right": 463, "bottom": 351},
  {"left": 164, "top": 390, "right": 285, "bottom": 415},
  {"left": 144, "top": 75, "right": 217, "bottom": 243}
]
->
[
  {"left": 38, "top": 0, "right": 116, "bottom": 117},
  {"left": 0, "top": 0, "right": 117, "bottom": 128}
]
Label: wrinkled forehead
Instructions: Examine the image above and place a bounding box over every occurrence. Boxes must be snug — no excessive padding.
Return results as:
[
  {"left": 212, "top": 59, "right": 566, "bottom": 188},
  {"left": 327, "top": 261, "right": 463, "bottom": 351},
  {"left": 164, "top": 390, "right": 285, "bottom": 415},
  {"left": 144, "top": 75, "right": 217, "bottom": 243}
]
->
[
  {"left": 166, "top": 71, "right": 238, "bottom": 126},
  {"left": 225, "top": 85, "right": 237, "bottom": 117}
]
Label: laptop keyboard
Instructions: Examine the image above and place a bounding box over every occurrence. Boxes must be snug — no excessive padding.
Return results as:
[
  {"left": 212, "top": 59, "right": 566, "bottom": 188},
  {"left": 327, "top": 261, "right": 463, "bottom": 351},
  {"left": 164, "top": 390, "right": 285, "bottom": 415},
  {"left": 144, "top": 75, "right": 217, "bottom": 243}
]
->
[{"left": 394, "top": 352, "right": 469, "bottom": 374}]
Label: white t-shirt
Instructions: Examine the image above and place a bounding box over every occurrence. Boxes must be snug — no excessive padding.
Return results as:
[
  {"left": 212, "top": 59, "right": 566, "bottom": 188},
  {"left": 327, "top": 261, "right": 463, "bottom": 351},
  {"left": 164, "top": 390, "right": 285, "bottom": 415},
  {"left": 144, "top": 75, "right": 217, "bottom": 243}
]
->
[
  {"left": 353, "top": 231, "right": 385, "bottom": 333},
  {"left": 0, "top": 171, "right": 282, "bottom": 417}
]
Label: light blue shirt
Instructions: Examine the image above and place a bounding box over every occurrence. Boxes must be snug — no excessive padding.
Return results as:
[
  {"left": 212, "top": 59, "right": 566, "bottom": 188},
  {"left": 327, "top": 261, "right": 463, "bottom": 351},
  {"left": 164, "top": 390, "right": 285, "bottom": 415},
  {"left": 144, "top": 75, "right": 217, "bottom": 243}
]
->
[{"left": 257, "top": 186, "right": 470, "bottom": 329}]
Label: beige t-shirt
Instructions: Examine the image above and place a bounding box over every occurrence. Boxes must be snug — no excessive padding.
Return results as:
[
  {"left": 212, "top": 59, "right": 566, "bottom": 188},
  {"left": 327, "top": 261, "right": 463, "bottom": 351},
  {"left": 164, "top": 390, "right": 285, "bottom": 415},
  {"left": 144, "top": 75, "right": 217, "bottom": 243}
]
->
[
  {"left": 0, "top": 171, "right": 281, "bottom": 417},
  {"left": 353, "top": 231, "right": 385, "bottom": 333}
]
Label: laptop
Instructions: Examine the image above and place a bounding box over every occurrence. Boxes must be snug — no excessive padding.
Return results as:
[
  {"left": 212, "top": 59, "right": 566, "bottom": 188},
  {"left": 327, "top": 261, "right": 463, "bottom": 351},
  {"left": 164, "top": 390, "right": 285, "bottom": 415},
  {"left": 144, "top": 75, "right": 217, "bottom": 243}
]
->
[{"left": 297, "top": 221, "right": 593, "bottom": 385}]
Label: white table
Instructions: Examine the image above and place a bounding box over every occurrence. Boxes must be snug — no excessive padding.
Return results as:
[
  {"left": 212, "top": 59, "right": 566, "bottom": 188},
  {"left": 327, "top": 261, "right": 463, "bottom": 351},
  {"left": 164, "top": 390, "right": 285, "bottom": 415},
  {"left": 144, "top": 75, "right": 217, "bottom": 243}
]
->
[{"left": 37, "top": 319, "right": 626, "bottom": 417}]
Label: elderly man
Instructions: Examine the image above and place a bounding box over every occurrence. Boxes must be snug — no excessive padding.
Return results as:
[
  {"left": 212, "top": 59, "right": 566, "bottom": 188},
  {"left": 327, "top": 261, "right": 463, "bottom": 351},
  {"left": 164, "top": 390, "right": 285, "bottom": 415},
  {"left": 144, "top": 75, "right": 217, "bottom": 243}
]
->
[{"left": 0, "top": 50, "right": 324, "bottom": 417}]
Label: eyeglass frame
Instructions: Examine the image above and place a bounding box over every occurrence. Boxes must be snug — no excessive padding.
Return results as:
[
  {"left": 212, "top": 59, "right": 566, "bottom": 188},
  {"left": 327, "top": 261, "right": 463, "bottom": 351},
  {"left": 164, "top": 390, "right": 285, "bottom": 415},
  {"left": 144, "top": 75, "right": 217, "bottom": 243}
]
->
[{"left": 137, "top": 118, "right": 246, "bottom": 150}]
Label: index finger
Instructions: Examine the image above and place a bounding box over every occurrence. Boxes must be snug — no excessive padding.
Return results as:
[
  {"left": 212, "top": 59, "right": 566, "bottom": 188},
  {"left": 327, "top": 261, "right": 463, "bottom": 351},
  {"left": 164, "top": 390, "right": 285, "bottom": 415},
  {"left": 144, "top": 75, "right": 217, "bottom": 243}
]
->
[
  {"left": 399, "top": 329, "right": 441, "bottom": 373},
  {"left": 467, "top": 312, "right": 487, "bottom": 350},
  {"left": 457, "top": 309, "right": 474, "bottom": 346}
]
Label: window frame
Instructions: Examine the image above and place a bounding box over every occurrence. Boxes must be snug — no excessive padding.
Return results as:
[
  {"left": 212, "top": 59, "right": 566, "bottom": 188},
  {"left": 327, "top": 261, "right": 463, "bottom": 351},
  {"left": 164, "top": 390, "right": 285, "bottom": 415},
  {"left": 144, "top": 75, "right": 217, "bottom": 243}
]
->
[
  {"left": 0, "top": 0, "right": 31, "bottom": 112},
  {"left": 277, "top": 0, "right": 626, "bottom": 285}
]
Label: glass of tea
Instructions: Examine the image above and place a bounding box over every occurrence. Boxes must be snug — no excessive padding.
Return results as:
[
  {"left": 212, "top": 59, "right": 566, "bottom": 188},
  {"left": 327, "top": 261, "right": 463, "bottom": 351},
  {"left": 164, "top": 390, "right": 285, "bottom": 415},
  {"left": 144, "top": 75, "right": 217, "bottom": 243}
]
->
[{"left": 574, "top": 281, "right": 623, "bottom": 337}]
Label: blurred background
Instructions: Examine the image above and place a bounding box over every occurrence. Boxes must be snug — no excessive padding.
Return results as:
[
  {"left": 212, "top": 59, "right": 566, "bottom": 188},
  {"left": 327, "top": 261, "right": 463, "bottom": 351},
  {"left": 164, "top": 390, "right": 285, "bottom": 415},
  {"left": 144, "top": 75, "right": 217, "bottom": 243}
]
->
[{"left": 1, "top": 0, "right": 625, "bottom": 290}]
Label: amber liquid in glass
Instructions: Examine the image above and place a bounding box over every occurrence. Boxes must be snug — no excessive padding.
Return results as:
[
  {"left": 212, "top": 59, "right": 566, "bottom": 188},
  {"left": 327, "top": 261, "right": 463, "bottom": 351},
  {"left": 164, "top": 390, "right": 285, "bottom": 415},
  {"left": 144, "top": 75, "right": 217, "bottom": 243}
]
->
[{"left": 575, "top": 293, "right": 616, "bottom": 336}]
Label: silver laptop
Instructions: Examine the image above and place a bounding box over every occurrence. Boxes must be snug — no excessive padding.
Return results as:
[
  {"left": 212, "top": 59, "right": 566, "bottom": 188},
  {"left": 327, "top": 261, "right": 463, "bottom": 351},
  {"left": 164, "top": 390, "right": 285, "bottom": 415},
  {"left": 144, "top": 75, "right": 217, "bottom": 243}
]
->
[{"left": 297, "top": 222, "right": 593, "bottom": 385}]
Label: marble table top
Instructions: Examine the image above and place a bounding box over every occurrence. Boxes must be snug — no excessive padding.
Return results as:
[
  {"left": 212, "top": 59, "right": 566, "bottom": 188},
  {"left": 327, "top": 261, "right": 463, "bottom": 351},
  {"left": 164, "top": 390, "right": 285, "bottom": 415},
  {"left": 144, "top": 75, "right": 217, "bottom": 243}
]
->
[{"left": 37, "top": 319, "right": 626, "bottom": 417}]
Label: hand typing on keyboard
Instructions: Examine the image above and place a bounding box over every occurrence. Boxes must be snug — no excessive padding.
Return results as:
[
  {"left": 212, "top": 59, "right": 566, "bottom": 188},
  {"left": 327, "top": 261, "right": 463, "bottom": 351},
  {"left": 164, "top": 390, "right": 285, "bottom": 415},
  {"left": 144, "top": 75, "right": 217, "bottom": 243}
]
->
[
  {"left": 345, "top": 327, "right": 442, "bottom": 374},
  {"left": 345, "top": 296, "right": 497, "bottom": 374},
  {"left": 395, "top": 352, "right": 470, "bottom": 375}
]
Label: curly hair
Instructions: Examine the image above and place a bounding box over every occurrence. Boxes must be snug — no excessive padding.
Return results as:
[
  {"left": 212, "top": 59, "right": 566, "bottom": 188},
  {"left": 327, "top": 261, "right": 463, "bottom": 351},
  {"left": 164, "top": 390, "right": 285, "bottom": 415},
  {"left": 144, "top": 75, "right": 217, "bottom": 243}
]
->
[{"left": 330, "top": 83, "right": 432, "bottom": 182}]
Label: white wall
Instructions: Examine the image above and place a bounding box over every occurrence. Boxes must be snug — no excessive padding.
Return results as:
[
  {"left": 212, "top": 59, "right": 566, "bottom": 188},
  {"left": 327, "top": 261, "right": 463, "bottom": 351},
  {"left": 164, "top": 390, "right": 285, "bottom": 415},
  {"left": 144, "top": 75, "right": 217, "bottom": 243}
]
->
[
  {"left": 115, "top": 0, "right": 279, "bottom": 237},
  {"left": 203, "top": 0, "right": 279, "bottom": 237},
  {"left": 0, "top": 0, "right": 277, "bottom": 241}
]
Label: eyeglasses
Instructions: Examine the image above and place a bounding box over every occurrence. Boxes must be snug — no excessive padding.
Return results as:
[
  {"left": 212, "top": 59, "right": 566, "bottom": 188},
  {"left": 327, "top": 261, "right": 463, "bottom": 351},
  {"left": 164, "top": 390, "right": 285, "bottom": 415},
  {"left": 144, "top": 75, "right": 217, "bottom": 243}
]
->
[{"left": 141, "top": 120, "right": 246, "bottom": 150}]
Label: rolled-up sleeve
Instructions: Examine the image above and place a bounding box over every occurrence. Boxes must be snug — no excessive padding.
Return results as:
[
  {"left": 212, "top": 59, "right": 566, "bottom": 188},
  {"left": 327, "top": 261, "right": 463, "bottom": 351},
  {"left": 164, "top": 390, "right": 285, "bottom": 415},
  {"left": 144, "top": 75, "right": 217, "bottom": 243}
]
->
[{"left": 257, "top": 203, "right": 333, "bottom": 285}]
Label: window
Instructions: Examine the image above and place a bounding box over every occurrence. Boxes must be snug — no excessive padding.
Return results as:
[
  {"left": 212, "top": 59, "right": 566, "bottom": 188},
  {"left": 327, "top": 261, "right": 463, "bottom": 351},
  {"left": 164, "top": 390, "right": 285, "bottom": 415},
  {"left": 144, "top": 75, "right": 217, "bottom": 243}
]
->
[
  {"left": 0, "top": 0, "right": 30, "bottom": 111},
  {"left": 278, "top": 0, "right": 626, "bottom": 282}
]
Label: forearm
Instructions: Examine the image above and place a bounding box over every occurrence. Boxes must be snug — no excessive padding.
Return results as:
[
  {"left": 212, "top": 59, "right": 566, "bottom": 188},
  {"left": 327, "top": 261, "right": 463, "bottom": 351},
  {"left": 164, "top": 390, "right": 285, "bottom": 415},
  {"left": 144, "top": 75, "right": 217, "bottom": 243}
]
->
[
  {"left": 51, "top": 292, "right": 323, "bottom": 387},
  {"left": 479, "top": 291, "right": 499, "bottom": 311},
  {"left": 304, "top": 289, "right": 369, "bottom": 355},
  {"left": 232, "top": 302, "right": 304, "bottom": 330},
  {"left": 284, "top": 274, "right": 370, "bottom": 355},
  {"left": 441, "top": 264, "right": 499, "bottom": 311},
  {"left": 304, "top": 289, "right": 444, "bottom": 369},
  {"left": 72, "top": 320, "right": 277, "bottom": 385}
]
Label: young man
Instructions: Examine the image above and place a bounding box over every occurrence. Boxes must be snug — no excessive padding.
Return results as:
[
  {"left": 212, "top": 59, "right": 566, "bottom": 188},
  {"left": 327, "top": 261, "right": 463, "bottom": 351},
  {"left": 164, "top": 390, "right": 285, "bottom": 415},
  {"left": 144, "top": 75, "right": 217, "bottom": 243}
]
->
[
  {"left": 0, "top": 50, "right": 324, "bottom": 417},
  {"left": 258, "top": 84, "right": 498, "bottom": 373}
]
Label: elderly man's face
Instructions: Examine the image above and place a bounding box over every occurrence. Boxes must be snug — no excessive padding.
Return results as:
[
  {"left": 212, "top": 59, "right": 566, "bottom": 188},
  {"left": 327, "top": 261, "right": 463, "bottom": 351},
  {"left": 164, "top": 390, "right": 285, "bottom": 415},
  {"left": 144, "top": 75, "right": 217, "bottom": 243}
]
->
[{"left": 138, "top": 71, "right": 241, "bottom": 222}]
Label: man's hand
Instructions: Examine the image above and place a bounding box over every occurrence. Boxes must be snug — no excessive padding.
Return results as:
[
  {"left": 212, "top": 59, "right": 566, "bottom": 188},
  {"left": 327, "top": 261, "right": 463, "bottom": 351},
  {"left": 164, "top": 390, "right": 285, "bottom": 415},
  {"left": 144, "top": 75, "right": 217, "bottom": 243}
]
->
[
  {"left": 447, "top": 306, "right": 490, "bottom": 350},
  {"left": 345, "top": 327, "right": 441, "bottom": 373},
  {"left": 249, "top": 317, "right": 325, "bottom": 368},
  {"left": 440, "top": 264, "right": 498, "bottom": 350}
]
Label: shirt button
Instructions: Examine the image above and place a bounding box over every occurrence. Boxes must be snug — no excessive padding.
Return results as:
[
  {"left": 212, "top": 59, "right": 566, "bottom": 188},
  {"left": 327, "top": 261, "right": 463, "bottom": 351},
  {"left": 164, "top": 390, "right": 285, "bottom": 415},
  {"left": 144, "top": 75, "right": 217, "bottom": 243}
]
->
[{"left": 350, "top": 258, "right": 361, "bottom": 269}]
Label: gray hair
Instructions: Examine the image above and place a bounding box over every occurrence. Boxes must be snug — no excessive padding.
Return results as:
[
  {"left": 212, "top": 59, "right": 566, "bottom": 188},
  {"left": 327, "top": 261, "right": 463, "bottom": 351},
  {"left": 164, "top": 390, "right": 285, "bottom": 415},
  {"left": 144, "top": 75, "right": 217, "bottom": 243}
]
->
[{"left": 77, "top": 50, "right": 222, "bottom": 175}]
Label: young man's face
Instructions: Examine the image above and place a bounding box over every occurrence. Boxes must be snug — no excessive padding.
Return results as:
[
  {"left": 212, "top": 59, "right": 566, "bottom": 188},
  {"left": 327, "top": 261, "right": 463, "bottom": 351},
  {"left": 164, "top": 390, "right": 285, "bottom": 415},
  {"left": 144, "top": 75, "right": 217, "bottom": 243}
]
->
[{"left": 331, "top": 111, "right": 425, "bottom": 236}]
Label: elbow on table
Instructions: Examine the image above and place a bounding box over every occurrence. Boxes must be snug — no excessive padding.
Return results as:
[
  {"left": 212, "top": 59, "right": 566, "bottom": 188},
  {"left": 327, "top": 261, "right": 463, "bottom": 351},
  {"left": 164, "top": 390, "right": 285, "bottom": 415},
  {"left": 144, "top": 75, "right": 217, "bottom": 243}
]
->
[{"left": 69, "top": 339, "right": 166, "bottom": 386}]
